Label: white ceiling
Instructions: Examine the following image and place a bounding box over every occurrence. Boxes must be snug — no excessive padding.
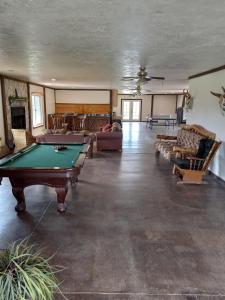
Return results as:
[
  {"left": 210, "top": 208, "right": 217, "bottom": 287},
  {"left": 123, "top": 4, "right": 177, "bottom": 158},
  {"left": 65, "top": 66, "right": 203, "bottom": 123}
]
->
[{"left": 0, "top": 0, "right": 224, "bottom": 92}]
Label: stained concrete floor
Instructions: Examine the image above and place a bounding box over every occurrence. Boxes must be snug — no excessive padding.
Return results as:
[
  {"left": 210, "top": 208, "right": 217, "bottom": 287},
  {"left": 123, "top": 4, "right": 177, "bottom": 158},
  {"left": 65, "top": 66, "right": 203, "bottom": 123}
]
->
[{"left": 1, "top": 122, "right": 225, "bottom": 300}]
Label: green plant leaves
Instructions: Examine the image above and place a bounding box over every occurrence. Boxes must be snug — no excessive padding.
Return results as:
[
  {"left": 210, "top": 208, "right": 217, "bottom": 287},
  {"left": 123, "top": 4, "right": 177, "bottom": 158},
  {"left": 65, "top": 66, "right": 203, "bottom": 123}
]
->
[{"left": 0, "top": 239, "right": 67, "bottom": 300}]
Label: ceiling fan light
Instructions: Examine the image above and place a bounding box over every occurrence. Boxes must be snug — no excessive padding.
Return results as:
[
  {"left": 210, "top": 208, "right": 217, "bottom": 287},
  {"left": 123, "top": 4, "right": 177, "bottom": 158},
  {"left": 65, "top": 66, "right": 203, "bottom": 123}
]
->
[
  {"left": 137, "top": 67, "right": 147, "bottom": 78},
  {"left": 121, "top": 66, "right": 164, "bottom": 83}
]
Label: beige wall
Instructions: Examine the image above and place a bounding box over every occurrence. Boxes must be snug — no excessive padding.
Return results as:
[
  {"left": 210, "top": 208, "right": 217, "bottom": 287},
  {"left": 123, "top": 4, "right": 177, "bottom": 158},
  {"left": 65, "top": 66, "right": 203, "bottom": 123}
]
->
[
  {"left": 187, "top": 69, "right": 225, "bottom": 180},
  {"left": 113, "top": 94, "right": 152, "bottom": 121},
  {"left": 45, "top": 88, "right": 55, "bottom": 120},
  {"left": 153, "top": 95, "right": 177, "bottom": 117},
  {"left": 29, "top": 84, "right": 45, "bottom": 136},
  {"left": 114, "top": 94, "right": 177, "bottom": 121},
  {"left": 56, "top": 90, "right": 110, "bottom": 104},
  {"left": 0, "top": 81, "right": 5, "bottom": 145},
  {"left": 177, "top": 94, "right": 184, "bottom": 107}
]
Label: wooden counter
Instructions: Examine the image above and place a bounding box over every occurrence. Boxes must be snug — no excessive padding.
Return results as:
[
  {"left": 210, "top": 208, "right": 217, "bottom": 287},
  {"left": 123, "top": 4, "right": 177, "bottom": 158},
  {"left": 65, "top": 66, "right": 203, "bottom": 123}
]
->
[
  {"left": 55, "top": 103, "right": 110, "bottom": 114},
  {"left": 48, "top": 114, "right": 110, "bottom": 132}
]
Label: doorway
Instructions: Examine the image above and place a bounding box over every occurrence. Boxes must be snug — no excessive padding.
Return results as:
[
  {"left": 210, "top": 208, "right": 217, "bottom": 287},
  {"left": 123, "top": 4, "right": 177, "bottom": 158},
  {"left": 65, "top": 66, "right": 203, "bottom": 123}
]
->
[{"left": 121, "top": 99, "right": 142, "bottom": 121}]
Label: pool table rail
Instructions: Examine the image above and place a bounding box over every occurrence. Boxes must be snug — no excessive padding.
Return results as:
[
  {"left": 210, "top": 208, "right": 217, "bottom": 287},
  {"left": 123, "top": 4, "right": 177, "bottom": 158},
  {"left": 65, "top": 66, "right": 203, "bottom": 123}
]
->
[{"left": 0, "top": 142, "right": 90, "bottom": 213}]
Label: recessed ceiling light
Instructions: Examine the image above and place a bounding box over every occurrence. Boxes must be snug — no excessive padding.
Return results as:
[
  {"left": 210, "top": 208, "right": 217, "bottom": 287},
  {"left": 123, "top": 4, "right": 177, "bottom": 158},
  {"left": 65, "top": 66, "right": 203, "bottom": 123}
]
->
[{"left": 51, "top": 78, "right": 56, "bottom": 82}]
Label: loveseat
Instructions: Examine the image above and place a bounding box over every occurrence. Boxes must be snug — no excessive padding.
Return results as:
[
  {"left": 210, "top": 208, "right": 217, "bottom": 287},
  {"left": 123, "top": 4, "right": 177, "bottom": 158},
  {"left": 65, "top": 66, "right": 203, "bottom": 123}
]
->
[
  {"left": 156, "top": 124, "right": 221, "bottom": 184},
  {"left": 95, "top": 122, "right": 123, "bottom": 151},
  {"left": 96, "top": 131, "right": 123, "bottom": 151},
  {"left": 155, "top": 124, "right": 216, "bottom": 160}
]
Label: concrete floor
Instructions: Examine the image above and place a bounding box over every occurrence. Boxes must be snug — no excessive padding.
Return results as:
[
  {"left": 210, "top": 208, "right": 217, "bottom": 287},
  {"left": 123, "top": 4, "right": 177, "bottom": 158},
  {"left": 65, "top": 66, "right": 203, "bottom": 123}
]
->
[{"left": 1, "top": 122, "right": 225, "bottom": 300}]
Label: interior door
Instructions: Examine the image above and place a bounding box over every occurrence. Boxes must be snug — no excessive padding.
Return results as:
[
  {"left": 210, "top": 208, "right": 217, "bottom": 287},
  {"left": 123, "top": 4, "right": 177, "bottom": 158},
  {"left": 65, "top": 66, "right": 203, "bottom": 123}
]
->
[{"left": 122, "top": 99, "right": 141, "bottom": 121}]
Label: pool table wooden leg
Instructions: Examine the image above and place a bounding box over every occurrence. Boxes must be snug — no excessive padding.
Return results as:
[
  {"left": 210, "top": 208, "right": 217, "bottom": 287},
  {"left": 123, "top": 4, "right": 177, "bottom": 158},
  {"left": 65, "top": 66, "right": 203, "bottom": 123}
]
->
[
  {"left": 12, "top": 187, "right": 26, "bottom": 212},
  {"left": 55, "top": 186, "right": 68, "bottom": 213},
  {"left": 70, "top": 176, "right": 78, "bottom": 186}
]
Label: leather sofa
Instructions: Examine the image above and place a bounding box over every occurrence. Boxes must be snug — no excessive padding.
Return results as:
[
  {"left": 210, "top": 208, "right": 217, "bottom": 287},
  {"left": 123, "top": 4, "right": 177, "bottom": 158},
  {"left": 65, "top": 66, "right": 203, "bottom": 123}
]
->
[{"left": 95, "top": 131, "right": 123, "bottom": 151}]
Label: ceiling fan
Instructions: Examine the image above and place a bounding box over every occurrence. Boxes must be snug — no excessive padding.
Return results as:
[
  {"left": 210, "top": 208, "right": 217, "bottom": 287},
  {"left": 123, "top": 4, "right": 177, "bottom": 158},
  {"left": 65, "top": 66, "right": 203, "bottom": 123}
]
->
[
  {"left": 124, "top": 84, "right": 151, "bottom": 96},
  {"left": 122, "top": 66, "right": 165, "bottom": 83}
]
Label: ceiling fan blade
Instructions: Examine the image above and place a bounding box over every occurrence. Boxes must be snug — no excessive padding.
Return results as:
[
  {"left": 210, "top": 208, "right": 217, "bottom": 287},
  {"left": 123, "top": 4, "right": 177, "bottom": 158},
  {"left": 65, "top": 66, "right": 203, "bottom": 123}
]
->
[
  {"left": 150, "top": 76, "right": 165, "bottom": 80},
  {"left": 122, "top": 76, "right": 139, "bottom": 81},
  {"left": 139, "top": 77, "right": 151, "bottom": 81}
]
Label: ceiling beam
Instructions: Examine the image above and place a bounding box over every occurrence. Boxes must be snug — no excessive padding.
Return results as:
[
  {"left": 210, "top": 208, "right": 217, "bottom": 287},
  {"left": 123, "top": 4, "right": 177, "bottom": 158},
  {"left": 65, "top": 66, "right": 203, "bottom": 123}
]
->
[{"left": 189, "top": 64, "right": 225, "bottom": 80}]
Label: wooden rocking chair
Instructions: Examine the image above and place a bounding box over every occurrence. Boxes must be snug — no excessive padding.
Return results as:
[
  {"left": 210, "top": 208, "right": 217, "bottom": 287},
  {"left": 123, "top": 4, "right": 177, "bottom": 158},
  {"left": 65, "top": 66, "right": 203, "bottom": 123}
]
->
[{"left": 173, "top": 138, "right": 221, "bottom": 184}]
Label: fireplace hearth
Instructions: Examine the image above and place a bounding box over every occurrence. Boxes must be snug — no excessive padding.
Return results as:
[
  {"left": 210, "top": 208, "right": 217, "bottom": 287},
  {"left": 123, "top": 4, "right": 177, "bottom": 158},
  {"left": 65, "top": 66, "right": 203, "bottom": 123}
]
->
[{"left": 11, "top": 106, "right": 26, "bottom": 129}]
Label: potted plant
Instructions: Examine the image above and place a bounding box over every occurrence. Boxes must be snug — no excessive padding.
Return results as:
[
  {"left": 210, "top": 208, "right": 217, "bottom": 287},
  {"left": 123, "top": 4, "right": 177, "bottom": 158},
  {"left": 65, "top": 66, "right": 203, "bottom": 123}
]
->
[{"left": 0, "top": 239, "right": 66, "bottom": 300}]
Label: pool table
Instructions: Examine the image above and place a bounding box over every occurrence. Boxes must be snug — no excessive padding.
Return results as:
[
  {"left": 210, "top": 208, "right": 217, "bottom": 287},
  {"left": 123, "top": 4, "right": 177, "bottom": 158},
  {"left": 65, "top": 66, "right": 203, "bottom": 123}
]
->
[{"left": 0, "top": 142, "right": 90, "bottom": 213}]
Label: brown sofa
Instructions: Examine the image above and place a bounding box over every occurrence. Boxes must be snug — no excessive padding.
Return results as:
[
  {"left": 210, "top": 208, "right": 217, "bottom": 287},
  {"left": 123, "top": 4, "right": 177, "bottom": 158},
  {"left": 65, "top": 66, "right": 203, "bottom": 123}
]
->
[{"left": 96, "top": 131, "right": 123, "bottom": 151}]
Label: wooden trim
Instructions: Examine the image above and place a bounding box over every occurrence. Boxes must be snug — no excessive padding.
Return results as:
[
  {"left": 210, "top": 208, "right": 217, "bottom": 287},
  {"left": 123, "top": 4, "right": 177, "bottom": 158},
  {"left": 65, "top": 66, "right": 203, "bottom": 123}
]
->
[
  {"left": 32, "top": 124, "right": 44, "bottom": 129},
  {"left": 27, "top": 83, "right": 32, "bottom": 131},
  {"left": 2, "top": 75, "right": 29, "bottom": 84},
  {"left": 54, "top": 88, "right": 111, "bottom": 91},
  {"left": 74, "top": 153, "right": 86, "bottom": 168},
  {"left": 56, "top": 102, "right": 110, "bottom": 105},
  {"left": 29, "top": 82, "right": 54, "bottom": 89},
  {"left": 31, "top": 92, "right": 43, "bottom": 96},
  {"left": 189, "top": 64, "right": 225, "bottom": 79},
  {"left": 111, "top": 89, "right": 118, "bottom": 107},
  {"left": 122, "top": 120, "right": 142, "bottom": 123},
  {"left": 0, "top": 74, "right": 55, "bottom": 90},
  {"left": 0, "top": 76, "right": 8, "bottom": 145},
  {"left": 175, "top": 94, "right": 178, "bottom": 113},
  {"left": 118, "top": 93, "right": 183, "bottom": 96},
  {"left": 182, "top": 94, "right": 185, "bottom": 108},
  {"left": 43, "top": 87, "right": 47, "bottom": 128},
  {"left": 110, "top": 90, "right": 112, "bottom": 124},
  {"left": 151, "top": 95, "right": 154, "bottom": 117}
]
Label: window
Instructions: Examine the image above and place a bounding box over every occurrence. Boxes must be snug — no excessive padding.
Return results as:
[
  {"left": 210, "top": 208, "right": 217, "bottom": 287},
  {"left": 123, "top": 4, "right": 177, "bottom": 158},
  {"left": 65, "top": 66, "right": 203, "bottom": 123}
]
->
[{"left": 32, "top": 94, "right": 43, "bottom": 127}]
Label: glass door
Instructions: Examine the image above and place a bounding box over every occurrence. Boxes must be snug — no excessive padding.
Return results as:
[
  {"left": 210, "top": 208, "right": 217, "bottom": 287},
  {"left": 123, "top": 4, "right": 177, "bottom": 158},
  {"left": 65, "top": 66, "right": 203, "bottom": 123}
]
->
[
  {"left": 132, "top": 100, "right": 141, "bottom": 121},
  {"left": 122, "top": 100, "right": 131, "bottom": 120},
  {"left": 122, "top": 100, "right": 141, "bottom": 121}
]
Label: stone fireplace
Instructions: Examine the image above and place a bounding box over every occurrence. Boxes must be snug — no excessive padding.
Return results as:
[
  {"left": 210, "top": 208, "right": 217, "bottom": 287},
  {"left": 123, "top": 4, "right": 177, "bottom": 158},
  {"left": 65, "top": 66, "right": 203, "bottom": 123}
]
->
[
  {"left": 4, "top": 79, "right": 30, "bottom": 146},
  {"left": 11, "top": 106, "right": 26, "bottom": 129}
]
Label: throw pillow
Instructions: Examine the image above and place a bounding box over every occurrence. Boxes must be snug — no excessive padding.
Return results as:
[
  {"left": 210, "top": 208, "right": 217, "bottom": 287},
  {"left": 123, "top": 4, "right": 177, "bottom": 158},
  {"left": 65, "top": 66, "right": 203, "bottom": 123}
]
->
[
  {"left": 111, "top": 122, "right": 122, "bottom": 132},
  {"left": 196, "top": 138, "right": 214, "bottom": 159},
  {"left": 102, "top": 124, "right": 112, "bottom": 132}
]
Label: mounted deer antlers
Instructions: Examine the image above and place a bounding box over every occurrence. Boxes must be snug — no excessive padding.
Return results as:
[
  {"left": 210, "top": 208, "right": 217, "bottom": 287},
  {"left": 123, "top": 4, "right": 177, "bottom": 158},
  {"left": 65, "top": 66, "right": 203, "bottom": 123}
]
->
[
  {"left": 210, "top": 86, "right": 225, "bottom": 114},
  {"left": 183, "top": 89, "right": 193, "bottom": 110}
]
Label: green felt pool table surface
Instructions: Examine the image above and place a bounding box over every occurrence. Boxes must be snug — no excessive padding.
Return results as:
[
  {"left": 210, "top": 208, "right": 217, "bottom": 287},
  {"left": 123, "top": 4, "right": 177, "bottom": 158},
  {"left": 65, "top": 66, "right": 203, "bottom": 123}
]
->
[{"left": 0, "top": 143, "right": 85, "bottom": 169}]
